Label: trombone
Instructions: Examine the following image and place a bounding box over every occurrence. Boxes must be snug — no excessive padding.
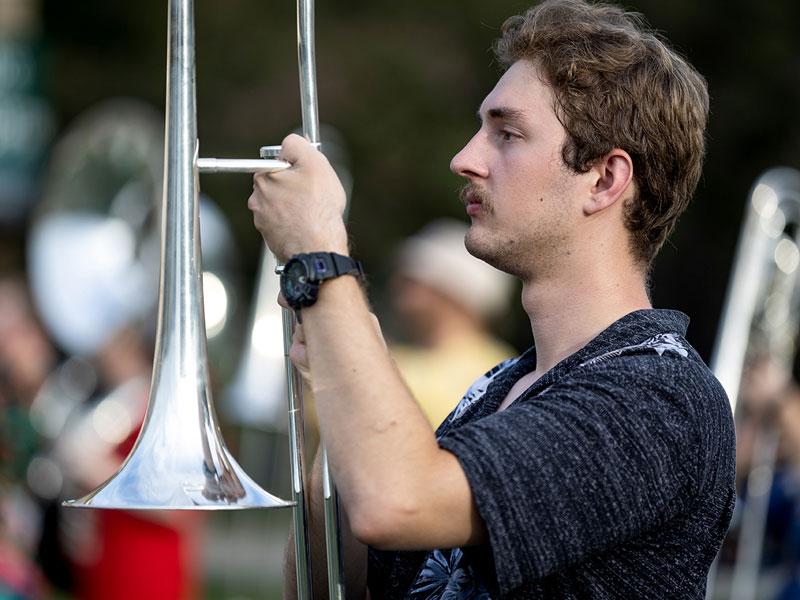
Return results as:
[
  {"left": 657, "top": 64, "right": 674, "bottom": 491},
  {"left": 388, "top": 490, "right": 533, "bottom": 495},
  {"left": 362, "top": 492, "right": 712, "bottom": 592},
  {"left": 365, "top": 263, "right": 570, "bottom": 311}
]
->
[{"left": 62, "top": 0, "right": 344, "bottom": 597}]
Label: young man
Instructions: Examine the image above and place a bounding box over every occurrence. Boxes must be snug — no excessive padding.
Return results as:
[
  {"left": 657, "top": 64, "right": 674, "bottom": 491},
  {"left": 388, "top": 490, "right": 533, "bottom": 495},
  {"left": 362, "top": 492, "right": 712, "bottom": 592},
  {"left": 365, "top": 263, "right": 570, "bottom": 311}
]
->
[{"left": 248, "top": 0, "right": 736, "bottom": 597}]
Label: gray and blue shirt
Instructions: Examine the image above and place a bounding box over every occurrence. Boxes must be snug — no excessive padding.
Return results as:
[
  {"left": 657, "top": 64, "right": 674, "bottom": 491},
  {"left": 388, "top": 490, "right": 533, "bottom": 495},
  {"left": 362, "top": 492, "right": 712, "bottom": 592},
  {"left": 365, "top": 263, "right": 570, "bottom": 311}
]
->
[{"left": 369, "top": 309, "right": 736, "bottom": 599}]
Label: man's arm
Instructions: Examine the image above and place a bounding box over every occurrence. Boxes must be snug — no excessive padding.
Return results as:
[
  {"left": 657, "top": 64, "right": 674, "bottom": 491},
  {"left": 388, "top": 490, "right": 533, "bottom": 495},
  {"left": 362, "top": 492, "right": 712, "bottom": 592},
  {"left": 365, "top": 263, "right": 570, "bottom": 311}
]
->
[
  {"left": 249, "top": 134, "right": 487, "bottom": 550},
  {"left": 283, "top": 448, "right": 368, "bottom": 600},
  {"left": 298, "top": 276, "right": 486, "bottom": 549}
]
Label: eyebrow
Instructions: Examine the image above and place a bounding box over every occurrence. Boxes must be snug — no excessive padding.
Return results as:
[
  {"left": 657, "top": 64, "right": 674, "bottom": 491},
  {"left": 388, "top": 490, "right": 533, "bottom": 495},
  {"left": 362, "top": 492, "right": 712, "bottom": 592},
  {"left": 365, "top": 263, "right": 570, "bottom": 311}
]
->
[{"left": 477, "top": 106, "right": 529, "bottom": 125}]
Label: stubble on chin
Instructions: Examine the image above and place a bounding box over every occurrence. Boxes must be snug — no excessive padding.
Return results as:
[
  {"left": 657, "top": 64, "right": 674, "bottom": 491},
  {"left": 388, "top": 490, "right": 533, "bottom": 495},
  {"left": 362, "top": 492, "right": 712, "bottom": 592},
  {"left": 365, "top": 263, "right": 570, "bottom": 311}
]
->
[
  {"left": 460, "top": 184, "right": 526, "bottom": 277},
  {"left": 465, "top": 229, "right": 522, "bottom": 277},
  {"left": 465, "top": 217, "right": 533, "bottom": 279},
  {"left": 464, "top": 217, "right": 510, "bottom": 272}
]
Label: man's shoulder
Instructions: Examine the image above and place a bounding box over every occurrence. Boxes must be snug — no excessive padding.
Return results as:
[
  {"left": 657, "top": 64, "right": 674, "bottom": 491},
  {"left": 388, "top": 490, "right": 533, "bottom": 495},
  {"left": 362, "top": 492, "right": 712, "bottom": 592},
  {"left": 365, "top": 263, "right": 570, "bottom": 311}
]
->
[
  {"left": 553, "top": 332, "right": 732, "bottom": 431},
  {"left": 572, "top": 331, "right": 728, "bottom": 407},
  {"left": 551, "top": 336, "right": 736, "bottom": 485},
  {"left": 547, "top": 309, "right": 724, "bottom": 402}
]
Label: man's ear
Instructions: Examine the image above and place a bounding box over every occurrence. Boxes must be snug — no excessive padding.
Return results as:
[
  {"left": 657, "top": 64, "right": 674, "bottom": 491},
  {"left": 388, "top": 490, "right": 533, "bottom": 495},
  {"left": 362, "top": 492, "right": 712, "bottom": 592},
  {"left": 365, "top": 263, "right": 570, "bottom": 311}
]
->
[{"left": 584, "top": 149, "right": 634, "bottom": 216}]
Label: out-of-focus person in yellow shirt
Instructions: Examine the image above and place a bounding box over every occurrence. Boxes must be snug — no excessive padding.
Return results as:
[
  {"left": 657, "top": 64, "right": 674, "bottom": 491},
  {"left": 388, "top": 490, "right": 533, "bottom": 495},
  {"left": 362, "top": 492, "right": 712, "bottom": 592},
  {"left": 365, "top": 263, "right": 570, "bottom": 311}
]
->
[{"left": 389, "top": 219, "right": 516, "bottom": 428}]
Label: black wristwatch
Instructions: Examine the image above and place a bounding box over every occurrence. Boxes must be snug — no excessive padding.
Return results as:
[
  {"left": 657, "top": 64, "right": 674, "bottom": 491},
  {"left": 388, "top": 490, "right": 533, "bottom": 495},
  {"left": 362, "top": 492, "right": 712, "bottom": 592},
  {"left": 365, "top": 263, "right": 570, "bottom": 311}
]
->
[{"left": 280, "top": 252, "right": 364, "bottom": 311}]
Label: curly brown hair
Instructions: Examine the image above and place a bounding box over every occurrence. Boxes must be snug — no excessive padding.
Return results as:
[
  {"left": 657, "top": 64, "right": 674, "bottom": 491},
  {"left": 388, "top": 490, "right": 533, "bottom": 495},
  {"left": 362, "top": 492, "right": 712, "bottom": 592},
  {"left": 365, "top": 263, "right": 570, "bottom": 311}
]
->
[{"left": 494, "top": 0, "right": 709, "bottom": 266}]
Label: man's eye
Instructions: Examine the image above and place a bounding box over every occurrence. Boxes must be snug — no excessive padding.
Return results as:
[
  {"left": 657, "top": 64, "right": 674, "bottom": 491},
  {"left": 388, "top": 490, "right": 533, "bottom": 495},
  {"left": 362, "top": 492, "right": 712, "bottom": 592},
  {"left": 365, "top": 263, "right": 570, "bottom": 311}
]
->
[{"left": 499, "top": 130, "right": 517, "bottom": 141}]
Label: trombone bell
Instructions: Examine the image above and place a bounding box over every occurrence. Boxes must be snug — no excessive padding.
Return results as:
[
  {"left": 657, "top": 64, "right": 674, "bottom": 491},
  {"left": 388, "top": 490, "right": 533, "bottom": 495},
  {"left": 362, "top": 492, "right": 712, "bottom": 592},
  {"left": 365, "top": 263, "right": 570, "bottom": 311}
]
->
[{"left": 63, "top": 369, "right": 292, "bottom": 509}]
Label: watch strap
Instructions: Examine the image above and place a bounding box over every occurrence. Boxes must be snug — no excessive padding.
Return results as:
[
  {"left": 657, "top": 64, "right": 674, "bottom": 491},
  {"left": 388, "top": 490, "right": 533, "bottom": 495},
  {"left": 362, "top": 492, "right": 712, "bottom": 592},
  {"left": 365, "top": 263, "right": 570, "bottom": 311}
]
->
[{"left": 303, "top": 252, "right": 364, "bottom": 282}]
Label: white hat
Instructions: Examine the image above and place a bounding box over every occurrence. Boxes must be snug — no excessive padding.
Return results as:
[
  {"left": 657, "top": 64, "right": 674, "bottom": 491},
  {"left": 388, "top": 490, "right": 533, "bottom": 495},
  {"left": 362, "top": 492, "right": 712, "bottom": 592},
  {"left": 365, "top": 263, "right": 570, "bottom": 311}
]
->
[{"left": 397, "top": 219, "right": 514, "bottom": 319}]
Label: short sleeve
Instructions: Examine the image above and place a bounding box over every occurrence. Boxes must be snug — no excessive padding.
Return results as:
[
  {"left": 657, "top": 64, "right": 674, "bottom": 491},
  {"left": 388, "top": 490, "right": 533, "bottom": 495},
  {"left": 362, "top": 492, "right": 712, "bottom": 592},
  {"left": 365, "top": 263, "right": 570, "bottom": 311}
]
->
[{"left": 438, "top": 353, "right": 715, "bottom": 595}]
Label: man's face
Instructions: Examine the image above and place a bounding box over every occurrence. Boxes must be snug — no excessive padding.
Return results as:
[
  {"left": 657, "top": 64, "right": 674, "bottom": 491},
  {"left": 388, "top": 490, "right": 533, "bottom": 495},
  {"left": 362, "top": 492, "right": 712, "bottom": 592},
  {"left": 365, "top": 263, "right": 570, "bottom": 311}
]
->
[{"left": 451, "top": 60, "right": 590, "bottom": 280}]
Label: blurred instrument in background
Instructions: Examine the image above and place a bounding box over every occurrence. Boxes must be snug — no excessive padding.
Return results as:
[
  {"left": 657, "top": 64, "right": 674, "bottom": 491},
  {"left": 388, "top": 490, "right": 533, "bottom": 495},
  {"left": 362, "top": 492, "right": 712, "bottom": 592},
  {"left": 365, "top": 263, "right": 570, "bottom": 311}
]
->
[
  {"left": 28, "top": 100, "right": 162, "bottom": 359},
  {"left": 707, "top": 167, "right": 800, "bottom": 600}
]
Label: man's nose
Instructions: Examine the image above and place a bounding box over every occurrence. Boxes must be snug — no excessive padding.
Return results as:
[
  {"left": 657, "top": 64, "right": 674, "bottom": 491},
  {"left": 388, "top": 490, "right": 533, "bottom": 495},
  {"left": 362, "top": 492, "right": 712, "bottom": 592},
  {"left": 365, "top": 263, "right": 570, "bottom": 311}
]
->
[{"left": 450, "top": 133, "right": 487, "bottom": 179}]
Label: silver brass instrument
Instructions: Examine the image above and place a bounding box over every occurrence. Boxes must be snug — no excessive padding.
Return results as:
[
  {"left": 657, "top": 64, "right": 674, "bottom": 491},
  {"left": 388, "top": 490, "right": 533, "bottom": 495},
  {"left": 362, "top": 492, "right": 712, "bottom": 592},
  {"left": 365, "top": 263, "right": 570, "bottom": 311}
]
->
[
  {"left": 63, "top": 1, "right": 343, "bottom": 598},
  {"left": 706, "top": 167, "right": 800, "bottom": 599}
]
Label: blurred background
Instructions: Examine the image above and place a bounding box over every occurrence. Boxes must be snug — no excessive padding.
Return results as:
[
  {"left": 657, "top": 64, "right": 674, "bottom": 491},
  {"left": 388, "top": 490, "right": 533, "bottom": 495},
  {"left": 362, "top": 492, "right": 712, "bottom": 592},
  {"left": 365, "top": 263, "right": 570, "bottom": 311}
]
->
[{"left": 0, "top": 0, "right": 799, "bottom": 598}]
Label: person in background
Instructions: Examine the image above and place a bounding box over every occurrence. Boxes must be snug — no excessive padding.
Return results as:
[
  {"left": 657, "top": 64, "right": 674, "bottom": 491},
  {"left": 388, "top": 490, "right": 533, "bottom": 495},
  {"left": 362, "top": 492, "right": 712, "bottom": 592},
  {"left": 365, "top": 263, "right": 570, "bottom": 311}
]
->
[
  {"left": 0, "top": 277, "right": 56, "bottom": 485},
  {"left": 726, "top": 355, "right": 800, "bottom": 600},
  {"left": 0, "top": 276, "right": 54, "bottom": 600},
  {"left": 390, "top": 219, "right": 515, "bottom": 427},
  {"left": 54, "top": 325, "right": 203, "bottom": 600}
]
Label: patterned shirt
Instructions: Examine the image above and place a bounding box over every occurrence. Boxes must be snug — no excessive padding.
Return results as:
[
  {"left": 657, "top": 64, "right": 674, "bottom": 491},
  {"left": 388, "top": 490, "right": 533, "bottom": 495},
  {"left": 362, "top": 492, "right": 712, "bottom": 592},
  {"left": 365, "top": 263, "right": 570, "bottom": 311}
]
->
[{"left": 368, "top": 309, "right": 736, "bottom": 599}]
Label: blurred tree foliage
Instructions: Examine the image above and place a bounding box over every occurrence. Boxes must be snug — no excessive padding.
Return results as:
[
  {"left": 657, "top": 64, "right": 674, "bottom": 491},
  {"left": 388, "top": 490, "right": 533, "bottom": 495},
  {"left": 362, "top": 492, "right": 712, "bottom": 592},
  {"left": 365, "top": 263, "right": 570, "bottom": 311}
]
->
[{"left": 36, "top": 0, "right": 800, "bottom": 356}]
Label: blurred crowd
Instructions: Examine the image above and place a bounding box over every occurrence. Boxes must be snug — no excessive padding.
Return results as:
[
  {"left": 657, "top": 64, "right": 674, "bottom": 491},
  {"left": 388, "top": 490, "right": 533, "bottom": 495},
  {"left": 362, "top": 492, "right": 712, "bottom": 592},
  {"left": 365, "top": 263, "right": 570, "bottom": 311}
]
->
[
  {"left": 0, "top": 274, "right": 203, "bottom": 600},
  {"left": 0, "top": 277, "right": 53, "bottom": 599},
  {"left": 716, "top": 352, "right": 800, "bottom": 600}
]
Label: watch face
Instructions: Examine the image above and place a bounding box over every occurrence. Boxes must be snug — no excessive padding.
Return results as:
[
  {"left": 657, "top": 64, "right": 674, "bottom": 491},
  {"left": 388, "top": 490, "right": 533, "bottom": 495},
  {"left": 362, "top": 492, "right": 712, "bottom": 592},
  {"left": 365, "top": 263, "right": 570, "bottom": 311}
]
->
[
  {"left": 282, "top": 259, "right": 308, "bottom": 298},
  {"left": 281, "top": 258, "right": 318, "bottom": 308}
]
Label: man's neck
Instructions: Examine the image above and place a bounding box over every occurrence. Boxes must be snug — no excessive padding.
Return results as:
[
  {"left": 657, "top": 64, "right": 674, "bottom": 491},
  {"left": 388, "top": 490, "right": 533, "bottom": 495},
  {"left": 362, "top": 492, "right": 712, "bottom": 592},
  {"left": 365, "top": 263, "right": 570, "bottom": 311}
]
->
[{"left": 521, "top": 262, "right": 651, "bottom": 378}]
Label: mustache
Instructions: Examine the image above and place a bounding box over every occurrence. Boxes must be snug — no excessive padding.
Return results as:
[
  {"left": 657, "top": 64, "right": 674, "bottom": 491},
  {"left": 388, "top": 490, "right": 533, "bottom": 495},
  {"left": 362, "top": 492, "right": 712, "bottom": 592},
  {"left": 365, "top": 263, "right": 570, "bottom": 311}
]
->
[{"left": 459, "top": 184, "right": 490, "bottom": 206}]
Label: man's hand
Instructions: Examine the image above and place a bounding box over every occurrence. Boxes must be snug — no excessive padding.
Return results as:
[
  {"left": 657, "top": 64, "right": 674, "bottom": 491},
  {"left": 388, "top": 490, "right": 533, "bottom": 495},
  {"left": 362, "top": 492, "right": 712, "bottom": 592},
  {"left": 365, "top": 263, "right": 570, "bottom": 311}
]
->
[{"left": 248, "top": 133, "right": 349, "bottom": 262}]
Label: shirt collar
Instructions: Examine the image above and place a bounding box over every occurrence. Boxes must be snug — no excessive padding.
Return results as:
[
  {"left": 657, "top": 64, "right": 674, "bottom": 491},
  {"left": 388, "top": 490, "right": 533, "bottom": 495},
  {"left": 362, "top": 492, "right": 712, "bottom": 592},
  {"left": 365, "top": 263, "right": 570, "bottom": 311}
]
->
[{"left": 500, "top": 308, "right": 690, "bottom": 402}]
